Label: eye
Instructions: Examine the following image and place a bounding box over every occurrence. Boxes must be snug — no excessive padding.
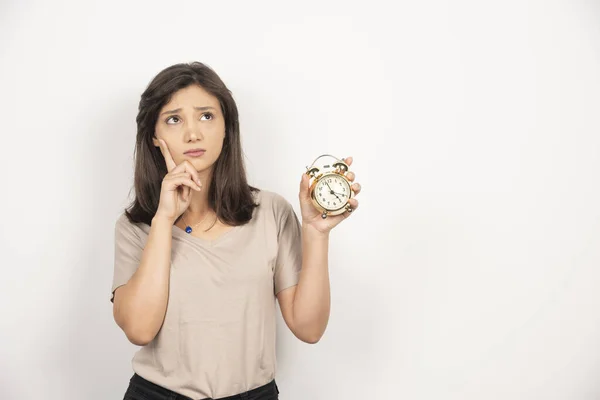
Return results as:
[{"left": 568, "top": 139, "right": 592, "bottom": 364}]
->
[
  {"left": 201, "top": 113, "right": 214, "bottom": 121},
  {"left": 165, "top": 116, "right": 180, "bottom": 125}
]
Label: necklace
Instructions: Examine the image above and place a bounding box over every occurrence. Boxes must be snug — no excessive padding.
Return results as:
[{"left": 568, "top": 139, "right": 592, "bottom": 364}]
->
[{"left": 181, "top": 210, "right": 212, "bottom": 234}]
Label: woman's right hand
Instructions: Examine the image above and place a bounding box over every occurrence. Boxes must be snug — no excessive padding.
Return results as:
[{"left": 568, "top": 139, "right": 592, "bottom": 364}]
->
[{"left": 154, "top": 138, "right": 203, "bottom": 223}]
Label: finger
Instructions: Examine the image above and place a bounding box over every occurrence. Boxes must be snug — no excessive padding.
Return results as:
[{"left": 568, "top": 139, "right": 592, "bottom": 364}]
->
[
  {"left": 170, "top": 161, "right": 202, "bottom": 187},
  {"left": 166, "top": 172, "right": 201, "bottom": 189},
  {"left": 167, "top": 172, "right": 199, "bottom": 186},
  {"left": 345, "top": 198, "right": 359, "bottom": 215},
  {"left": 167, "top": 172, "right": 193, "bottom": 179},
  {"left": 182, "top": 161, "right": 203, "bottom": 187},
  {"left": 346, "top": 171, "right": 356, "bottom": 182},
  {"left": 351, "top": 182, "right": 361, "bottom": 195},
  {"left": 343, "top": 156, "right": 353, "bottom": 167},
  {"left": 164, "top": 176, "right": 202, "bottom": 192},
  {"left": 182, "top": 185, "right": 191, "bottom": 203},
  {"left": 158, "top": 139, "right": 177, "bottom": 172},
  {"left": 299, "top": 173, "right": 311, "bottom": 201}
]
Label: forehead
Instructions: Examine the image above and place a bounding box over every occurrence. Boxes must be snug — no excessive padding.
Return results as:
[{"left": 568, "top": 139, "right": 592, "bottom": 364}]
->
[{"left": 162, "top": 84, "right": 220, "bottom": 110}]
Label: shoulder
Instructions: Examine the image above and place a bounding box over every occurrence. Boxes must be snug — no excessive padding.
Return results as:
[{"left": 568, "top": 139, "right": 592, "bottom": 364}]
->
[
  {"left": 254, "top": 189, "right": 295, "bottom": 215},
  {"left": 114, "top": 212, "right": 148, "bottom": 238},
  {"left": 115, "top": 212, "right": 131, "bottom": 231},
  {"left": 115, "top": 212, "right": 135, "bottom": 229}
]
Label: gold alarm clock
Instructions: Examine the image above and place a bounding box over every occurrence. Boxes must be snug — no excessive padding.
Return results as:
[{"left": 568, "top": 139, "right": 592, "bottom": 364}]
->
[{"left": 305, "top": 154, "right": 355, "bottom": 219}]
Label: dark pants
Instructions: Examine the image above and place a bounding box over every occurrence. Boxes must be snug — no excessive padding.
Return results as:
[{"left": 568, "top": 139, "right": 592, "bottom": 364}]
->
[{"left": 123, "top": 373, "right": 279, "bottom": 400}]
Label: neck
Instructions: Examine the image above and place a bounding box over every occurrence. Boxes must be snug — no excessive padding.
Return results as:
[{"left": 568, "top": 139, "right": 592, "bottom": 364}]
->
[
  {"left": 186, "top": 195, "right": 211, "bottom": 215},
  {"left": 185, "top": 168, "right": 213, "bottom": 217}
]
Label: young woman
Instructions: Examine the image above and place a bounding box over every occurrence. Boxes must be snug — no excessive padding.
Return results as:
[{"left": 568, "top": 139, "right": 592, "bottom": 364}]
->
[{"left": 110, "top": 61, "right": 361, "bottom": 400}]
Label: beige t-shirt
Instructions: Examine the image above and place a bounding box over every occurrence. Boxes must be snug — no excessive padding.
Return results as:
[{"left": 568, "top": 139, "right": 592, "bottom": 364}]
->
[{"left": 110, "top": 189, "right": 302, "bottom": 399}]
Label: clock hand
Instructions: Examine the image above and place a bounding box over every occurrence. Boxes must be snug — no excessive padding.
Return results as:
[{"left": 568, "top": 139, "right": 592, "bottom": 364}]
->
[
  {"left": 324, "top": 182, "right": 343, "bottom": 202},
  {"left": 325, "top": 182, "right": 340, "bottom": 196},
  {"left": 331, "top": 192, "right": 342, "bottom": 202}
]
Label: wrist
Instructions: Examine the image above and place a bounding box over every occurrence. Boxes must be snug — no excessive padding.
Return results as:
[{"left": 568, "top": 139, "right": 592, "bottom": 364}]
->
[
  {"left": 302, "top": 223, "right": 330, "bottom": 240},
  {"left": 152, "top": 213, "right": 176, "bottom": 226}
]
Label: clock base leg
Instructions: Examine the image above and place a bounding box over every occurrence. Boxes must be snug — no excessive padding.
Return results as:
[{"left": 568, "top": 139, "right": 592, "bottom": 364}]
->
[{"left": 321, "top": 212, "right": 328, "bottom": 219}]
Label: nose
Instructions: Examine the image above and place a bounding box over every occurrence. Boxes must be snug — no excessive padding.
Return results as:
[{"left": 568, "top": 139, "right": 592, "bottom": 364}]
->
[{"left": 184, "top": 120, "right": 204, "bottom": 142}]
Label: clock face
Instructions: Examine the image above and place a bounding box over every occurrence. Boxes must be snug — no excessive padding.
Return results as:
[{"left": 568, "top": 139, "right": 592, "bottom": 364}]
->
[{"left": 314, "top": 174, "right": 351, "bottom": 210}]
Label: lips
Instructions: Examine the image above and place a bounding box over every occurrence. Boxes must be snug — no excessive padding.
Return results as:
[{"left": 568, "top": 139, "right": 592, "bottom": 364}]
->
[{"left": 184, "top": 148, "right": 206, "bottom": 156}]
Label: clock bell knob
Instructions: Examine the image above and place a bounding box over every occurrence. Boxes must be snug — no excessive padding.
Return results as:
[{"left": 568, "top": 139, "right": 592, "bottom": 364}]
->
[
  {"left": 306, "top": 167, "right": 320, "bottom": 178},
  {"left": 332, "top": 162, "right": 348, "bottom": 173}
]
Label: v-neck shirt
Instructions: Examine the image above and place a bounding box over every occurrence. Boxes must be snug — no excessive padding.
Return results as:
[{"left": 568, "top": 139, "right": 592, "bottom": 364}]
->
[{"left": 110, "top": 189, "right": 303, "bottom": 399}]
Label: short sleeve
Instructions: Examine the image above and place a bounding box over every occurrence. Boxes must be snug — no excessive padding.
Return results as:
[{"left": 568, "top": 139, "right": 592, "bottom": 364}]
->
[
  {"left": 273, "top": 196, "right": 303, "bottom": 295},
  {"left": 110, "top": 214, "right": 145, "bottom": 303}
]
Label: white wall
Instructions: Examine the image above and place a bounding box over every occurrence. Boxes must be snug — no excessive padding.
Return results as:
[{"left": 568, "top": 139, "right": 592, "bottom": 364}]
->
[{"left": 1, "top": 1, "right": 599, "bottom": 399}]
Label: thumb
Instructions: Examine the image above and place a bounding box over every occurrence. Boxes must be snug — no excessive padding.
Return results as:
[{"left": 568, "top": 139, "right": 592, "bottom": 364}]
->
[{"left": 299, "top": 173, "right": 311, "bottom": 201}]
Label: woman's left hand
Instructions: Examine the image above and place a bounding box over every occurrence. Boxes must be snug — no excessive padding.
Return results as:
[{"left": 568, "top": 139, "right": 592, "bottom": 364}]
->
[{"left": 299, "top": 156, "right": 361, "bottom": 235}]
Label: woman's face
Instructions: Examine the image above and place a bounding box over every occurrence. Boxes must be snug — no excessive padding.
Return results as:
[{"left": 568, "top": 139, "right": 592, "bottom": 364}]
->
[{"left": 152, "top": 84, "right": 226, "bottom": 173}]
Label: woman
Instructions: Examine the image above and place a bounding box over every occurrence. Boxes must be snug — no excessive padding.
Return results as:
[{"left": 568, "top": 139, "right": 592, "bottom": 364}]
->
[{"left": 110, "top": 61, "right": 361, "bottom": 400}]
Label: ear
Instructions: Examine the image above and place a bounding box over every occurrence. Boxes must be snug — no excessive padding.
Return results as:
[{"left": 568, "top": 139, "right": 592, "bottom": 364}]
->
[{"left": 152, "top": 137, "right": 159, "bottom": 147}]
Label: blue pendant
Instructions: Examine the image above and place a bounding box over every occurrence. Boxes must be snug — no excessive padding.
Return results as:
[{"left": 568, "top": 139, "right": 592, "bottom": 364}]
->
[{"left": 185, "top": 226, "right": 192, "bottom": 234}]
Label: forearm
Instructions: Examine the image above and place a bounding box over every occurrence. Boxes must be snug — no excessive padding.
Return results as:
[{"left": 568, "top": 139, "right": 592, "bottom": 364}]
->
[
  {"left": 114, "top": 215, "right": 173, "bottom": 345},
  {"left": 292, "top": 224, "right": 331, "bottom": 342}
]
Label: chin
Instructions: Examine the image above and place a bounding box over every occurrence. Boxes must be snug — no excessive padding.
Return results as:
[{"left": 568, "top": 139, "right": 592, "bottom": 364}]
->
[{"left": 190, "top": 158, "right": 215, "bottom": 172}]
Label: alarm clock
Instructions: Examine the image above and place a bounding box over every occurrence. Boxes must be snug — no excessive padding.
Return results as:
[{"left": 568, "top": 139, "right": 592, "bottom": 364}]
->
[{"left": 305, "top": 154, "right": 355, "bottom": 219}]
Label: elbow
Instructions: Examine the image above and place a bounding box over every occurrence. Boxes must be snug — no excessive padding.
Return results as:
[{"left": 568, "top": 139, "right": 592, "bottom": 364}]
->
[
  {"left": 113, "top": 301, "right": 158, "bottom": 346},
  {"left": 303, "top": 336, "right": 321, "bottom": 344},
  {"left": 124, "top": 326, "right": 156, "bottom": 346},
  {"left": 293, "top": 321, "right": 326, "bottom": 344},
  {"left": 129, "top": 336, "right": 153, "bottom": 346},
  {"left": 298, "top": 330, "right": 323, "bottom": 344},
  {"left": 115, "top": 312, "right": 156, "bottom": 346}
]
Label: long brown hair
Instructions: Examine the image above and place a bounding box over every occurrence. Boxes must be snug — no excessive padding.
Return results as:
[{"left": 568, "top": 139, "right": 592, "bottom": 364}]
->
[{"left": 124, "top": 61, "right": 260, "bottom": 226}]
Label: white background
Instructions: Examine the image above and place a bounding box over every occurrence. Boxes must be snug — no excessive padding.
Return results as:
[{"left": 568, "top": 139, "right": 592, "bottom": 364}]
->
[{"left": 1, "top": 1, "right": 599, "bottom": 399}]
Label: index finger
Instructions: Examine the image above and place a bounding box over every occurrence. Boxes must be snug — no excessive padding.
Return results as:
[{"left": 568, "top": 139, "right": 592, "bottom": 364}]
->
[{"left": 158, "top": 139, "right": 177, "bottom": 172}]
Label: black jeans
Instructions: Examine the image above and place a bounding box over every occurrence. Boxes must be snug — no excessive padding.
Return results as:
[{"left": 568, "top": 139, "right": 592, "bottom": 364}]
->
[{"left": 123, "top": 373, "right": 280, "bottom": 400}]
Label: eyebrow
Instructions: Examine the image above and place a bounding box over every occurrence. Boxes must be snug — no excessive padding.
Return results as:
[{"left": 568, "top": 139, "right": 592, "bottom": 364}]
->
[{"left": 160, "top": 106, "right": 216, "bottom": 116}]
